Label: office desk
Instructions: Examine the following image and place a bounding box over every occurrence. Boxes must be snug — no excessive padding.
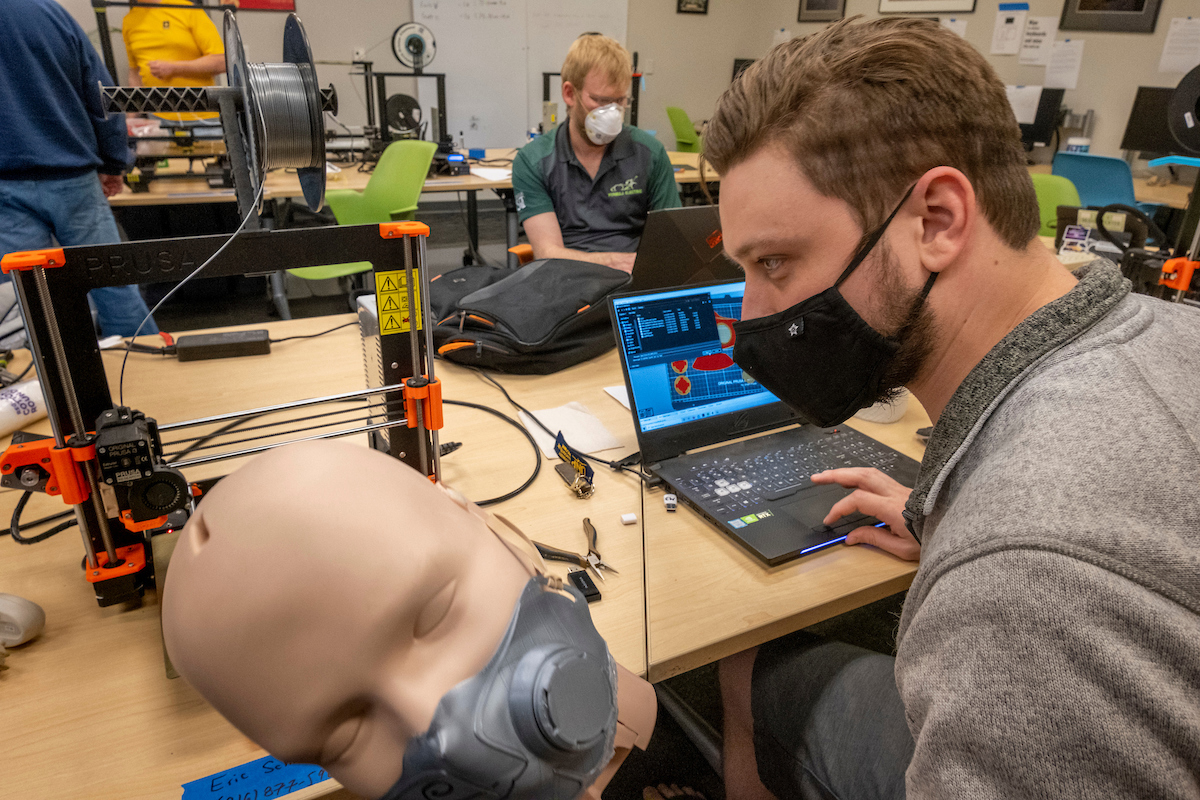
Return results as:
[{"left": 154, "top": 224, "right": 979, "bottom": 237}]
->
[
  {"left": 110, "top": 150, "right": 713, "bottom": 206},
  {"left": 2, "top": 315, "right": 922, "bottom": 797},
  {"left": 642, "top": 403, "right": 929, "bottom": 682},
  {"left": 107, "top": 163, "right": 509, "bottom": 208},
  {"left": 0, "top": 318, "right": 645, "bottom": 800},
  {"left": 1131, "top": 177, "right": 1192, "bottom": 210}
]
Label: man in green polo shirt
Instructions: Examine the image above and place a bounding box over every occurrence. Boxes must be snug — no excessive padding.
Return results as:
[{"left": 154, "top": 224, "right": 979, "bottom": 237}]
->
[{"left": 512, "top": 34, "right": 680, "bottom": 273}]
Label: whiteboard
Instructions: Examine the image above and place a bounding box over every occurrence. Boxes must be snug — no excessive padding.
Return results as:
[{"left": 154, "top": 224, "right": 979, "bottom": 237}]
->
[{"left": 411, "top": 0, "right": 626, "bottom": 150}]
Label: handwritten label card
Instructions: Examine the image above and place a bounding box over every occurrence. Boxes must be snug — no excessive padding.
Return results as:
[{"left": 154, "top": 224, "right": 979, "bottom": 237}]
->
[{"left": 182, "top": 756, "right": 330, "bottom": 800}]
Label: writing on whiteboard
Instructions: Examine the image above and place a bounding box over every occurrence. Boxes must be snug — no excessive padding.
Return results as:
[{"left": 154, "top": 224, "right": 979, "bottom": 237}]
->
[{"left": 417, "top": 0, "right": 512, "bottom": 22}]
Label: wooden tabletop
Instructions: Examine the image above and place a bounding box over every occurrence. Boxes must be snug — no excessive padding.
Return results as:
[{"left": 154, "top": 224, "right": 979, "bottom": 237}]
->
[
  {"left": 642, "top": 400, "right": 930, "bottom": 682},
  {"left": 1130, "top": 176, "right": 1193, "bottom": 210},
  {"left": 108, "top": 162, "right": 509, "bottom": 207},
  {"left": 2, "top": 311, "right": 923, "bottom": 796},
  {"left": 109, "top": 146, "right": 716, "bottom": 207},
  {"left": 0, "top": 318, "right": 644, "bottom": 800}
]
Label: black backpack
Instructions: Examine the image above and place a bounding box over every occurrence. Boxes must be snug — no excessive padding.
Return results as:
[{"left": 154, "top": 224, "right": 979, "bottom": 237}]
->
[{"left": 429, "top": 259, "right": 631, "bottom": 374}]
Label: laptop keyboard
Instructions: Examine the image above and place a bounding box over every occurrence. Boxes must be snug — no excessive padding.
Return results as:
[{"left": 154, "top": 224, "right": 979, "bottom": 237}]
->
[{"left": 676, "top": 429, "right": 906, "bottom": 518}]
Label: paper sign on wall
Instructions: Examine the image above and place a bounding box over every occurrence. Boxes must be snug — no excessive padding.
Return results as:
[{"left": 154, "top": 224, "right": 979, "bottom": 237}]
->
[
  {"left": 1020, "top": 17, "right": 1059, "bottom": 65},
  {"left": 940, "top": 17, "right": 968, "bottom": 38},
  {"left": 992, "top": 3, "right": 1028, "bottom": 56},
  {"left": 1159, "top": 17, "right": 1200, "bottom": 74},
  {"left": 1005, "top": 85, "right": 1043, "bottom": 125},
  {"left": 1045, "top": 39, "right": 1085, "bottom": 90}
]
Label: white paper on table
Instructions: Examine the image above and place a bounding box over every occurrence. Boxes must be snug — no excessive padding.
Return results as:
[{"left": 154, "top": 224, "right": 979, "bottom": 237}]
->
[
  {"left": 940, "top": 17, "right": 968, "bottom": 38},
  {"left": 518, "top": 401, "right": 622, "bottom": 458},
  {"left": 1019, "top": 17, "right": 1059, "bottom": 65},
  {"left": 991, "top": 5, "right": 1027, "bottom": 55},
  {"left": 470, "top": 166, "right": 513, "bottom": 182},
  {"left": 604, "top": 384, "right": 630, "bottom": 410},
  {"left": 1006, "top": 85, "right": 1044, "bottom": 125},
  {"left": 1159, "top": 17, "right": 1200, "bottom": 74},
  {"left": 1045, "top": 39, "right": 1085, "bottom": 90}
]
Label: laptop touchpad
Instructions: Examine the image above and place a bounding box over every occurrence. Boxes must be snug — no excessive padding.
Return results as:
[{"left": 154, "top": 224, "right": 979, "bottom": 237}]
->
[{"left": 780, "top": 485, "right": 854, "bottom": 531}]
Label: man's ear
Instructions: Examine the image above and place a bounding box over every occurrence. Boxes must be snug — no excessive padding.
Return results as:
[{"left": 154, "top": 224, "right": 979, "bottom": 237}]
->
[
  {"left": 562, "top": 80, "right": 578, "bottom": 109},
  {"left": 912, "top": 167, "right": 974, "bottom": 274}
]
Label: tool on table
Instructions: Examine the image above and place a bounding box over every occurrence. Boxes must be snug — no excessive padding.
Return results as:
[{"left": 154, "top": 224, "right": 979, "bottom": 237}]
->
[
  {"left": 533, "top": 518, "right": 619, "bottom": 583},
  {"left": 554, "top": 433, "right": 595, "bottom": 498}
]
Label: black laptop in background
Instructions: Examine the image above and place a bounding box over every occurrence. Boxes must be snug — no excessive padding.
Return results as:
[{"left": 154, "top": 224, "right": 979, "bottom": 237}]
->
[
  {"left": 609, "top": 280, "right": 922, "bottom": 566},
  {"left": 627, "top": 206, "right": 741, "bottom": 292}
]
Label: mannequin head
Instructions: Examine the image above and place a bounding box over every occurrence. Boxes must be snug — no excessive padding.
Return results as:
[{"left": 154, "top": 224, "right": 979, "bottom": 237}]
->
[{"left": 162, "top": 440, "right": 653, "bottom": 799}]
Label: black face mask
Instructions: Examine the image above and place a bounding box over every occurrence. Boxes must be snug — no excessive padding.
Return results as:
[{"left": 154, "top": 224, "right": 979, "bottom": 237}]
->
[{"left": 731, "top": 186, "right": 936, "bottom": 428}]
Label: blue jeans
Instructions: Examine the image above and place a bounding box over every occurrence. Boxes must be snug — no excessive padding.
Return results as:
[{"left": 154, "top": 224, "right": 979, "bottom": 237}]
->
[
  {"left": 0, "top": 172, "right": 158, "bottom": 337},
  {"left": 752, "top": 632, "right": 915, "bottom": 799}
]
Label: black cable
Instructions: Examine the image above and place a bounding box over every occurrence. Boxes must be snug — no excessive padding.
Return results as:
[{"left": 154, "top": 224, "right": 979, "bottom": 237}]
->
[
  {"left": 104, "top": 342, "right": 174, "bottom": 355},
  {"left": 11, "top": 361, "right": 34, "bottom": 383},
  {"left": 444, "top": 398, "right": 541, "bottom": 506},
  {"left": 119, "top": 179, "right": 267, "bottom": 405},
  {"left": 8, "top": 491, "right": 76, "bottom": 544},
  {"left": 470, "top": 368, "right": 652, "bottom": 483},
  {"left": 0, "top": 298, "right": 18, "bottom": 327},
  {"left": 269, "top": 321, "right": 357, "bottom": 343},
  {"left": 1094, "top": 203, "right": 1171, "bottom": 253},
  {"left": 165, "top": 414, "right": 257, "bottom": 464},
  {"left": 15, "top": 506, "right": 73, "bottom": 529}
]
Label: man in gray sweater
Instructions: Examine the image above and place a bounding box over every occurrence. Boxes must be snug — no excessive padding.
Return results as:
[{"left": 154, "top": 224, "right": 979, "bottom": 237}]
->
[{"left": 705, "top": 17, "right": 1200, "bottom": 799}]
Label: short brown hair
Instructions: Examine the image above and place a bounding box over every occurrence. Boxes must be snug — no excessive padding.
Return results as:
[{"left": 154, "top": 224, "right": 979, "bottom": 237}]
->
[
  {"left": 562, "top": 34, "right": 632, "bottom": 93},
  {"left": 704, "top": 18, "right": 1038, "bottom": 249}
]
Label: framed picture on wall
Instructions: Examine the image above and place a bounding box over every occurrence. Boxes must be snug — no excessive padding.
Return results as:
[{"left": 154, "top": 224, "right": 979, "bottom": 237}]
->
[
  {"left": 230, "top": 0, "right": 297, "bottom": 10},
  {"left": 799, "top": 0, "right": 846, "bottom": 22},
  {"left": 677, "top": 0, "right": 708, "bottom": 14},
  {"left": 878, "top": 0, "right": 975, "bottom": 13},
  {"left": 1060, "top": 0, "right": 1162, "bottom": 33}
]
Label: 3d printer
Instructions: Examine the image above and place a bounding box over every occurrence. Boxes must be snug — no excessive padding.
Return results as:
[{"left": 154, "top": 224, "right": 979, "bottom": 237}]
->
[{"left": 0, "top": 12, "right": 443, "bottom": 607}]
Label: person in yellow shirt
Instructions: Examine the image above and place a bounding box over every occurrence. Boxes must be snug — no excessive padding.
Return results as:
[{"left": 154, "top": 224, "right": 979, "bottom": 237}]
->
[{"left": 123, "top": 0, "right": 225, "bottom": 121}]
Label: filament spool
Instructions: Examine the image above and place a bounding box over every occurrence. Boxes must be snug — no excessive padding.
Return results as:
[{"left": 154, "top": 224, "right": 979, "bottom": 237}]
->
[
  {"left": 224, "top": 11, "right": 327, "bottom": 211},
  {"left": 1169, "top": 63, "right": 1200, "bottom": 156}
]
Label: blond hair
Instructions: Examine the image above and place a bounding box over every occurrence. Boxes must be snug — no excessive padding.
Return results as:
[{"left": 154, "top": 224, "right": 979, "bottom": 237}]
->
[
  {"left": 561, "top": 34, "right": 632, "bottom": 92},
  {"left": 704, "top": 17, "right": 1039, "bottom": 249}
]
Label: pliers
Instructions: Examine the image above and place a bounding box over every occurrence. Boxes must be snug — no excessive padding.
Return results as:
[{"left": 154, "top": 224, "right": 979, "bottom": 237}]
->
[{"left": 534, "top": 518, "right": 620, "bottom": 582}]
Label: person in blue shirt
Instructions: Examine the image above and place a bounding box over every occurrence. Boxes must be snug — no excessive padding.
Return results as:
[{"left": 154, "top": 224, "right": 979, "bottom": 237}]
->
[{"left": 0, "top": 0, "right": 158, "bottom": 339}]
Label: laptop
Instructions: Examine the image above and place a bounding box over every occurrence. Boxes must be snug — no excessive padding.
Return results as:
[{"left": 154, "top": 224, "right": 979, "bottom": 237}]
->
[
  {"left": 626, "top": 206, "right": 741, "bottom": 292},
  {"left": 609, "top": 280, "right": 922, "bottom": 566}
]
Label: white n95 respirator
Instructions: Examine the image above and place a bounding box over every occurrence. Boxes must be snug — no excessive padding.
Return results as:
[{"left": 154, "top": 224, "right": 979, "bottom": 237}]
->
[{"left": 584, "top": 103, "right": 623, "bottom": 145}]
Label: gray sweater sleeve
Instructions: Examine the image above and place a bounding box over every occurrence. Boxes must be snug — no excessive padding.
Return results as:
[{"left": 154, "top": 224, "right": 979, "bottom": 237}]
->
[{"left": 897, "top": 549, "right": 1200, "bottom": 800}]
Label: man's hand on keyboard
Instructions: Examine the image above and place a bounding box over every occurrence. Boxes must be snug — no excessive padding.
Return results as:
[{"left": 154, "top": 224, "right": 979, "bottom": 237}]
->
[{"left": 812, "top": 468, "right": 920, "bottom": 562}]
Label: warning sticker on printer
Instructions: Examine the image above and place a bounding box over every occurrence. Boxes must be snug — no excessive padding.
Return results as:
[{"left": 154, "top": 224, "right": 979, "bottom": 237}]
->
[{"left": 374, "top": 270, "right": 422, "bottom": 335}]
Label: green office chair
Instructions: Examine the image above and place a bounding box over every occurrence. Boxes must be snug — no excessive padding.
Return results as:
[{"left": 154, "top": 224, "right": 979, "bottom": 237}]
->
[
  {"left": 1030, "top": 173, "right": 1081, "bottom": 238},
  {"left": 666, "top": 106, "right": 702, "bottom": 153},
  {"left": 287, "top": 139, "right": 438, "bottom": 285}
]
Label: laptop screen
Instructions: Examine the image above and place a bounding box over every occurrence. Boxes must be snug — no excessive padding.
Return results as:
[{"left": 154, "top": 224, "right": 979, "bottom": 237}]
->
[{"left": 611, "top": 281, "right": 781, "bottom": 435}]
